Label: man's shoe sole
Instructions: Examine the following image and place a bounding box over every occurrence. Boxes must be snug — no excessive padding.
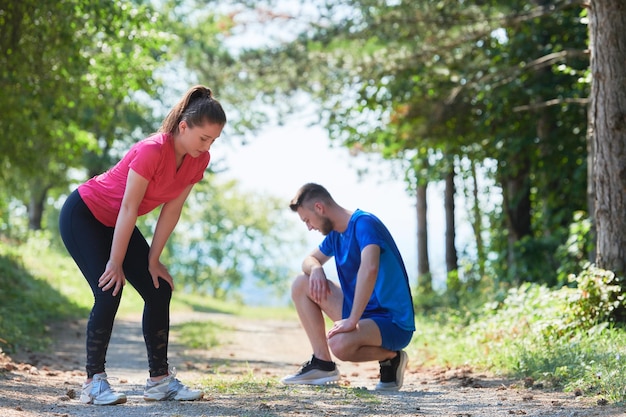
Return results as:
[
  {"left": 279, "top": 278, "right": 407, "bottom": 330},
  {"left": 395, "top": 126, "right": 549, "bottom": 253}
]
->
[{"left": 282, "top": 374, "right": 340, "bottom": 385}]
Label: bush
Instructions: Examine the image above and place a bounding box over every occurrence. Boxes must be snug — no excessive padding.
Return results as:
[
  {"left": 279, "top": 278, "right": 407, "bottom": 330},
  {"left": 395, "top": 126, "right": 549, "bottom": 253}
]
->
[{"left": 565, "top": 264, "right": 626, "bottom": 328}]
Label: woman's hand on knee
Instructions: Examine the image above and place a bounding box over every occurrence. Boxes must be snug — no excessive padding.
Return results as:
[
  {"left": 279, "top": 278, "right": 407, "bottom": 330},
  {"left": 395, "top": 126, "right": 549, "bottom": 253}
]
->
[
  {"left": 98, "top": 260, "right": 126, "bottom": 296},
  {"left": 149, "top": 260, "right": 174, "bottom": 290}
]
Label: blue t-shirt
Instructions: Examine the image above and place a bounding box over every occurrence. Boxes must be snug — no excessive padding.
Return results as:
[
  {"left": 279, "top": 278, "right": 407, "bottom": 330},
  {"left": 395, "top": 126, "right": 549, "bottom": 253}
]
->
[{"left": 319, "top": 209, "right": 416, "bottom": 331}]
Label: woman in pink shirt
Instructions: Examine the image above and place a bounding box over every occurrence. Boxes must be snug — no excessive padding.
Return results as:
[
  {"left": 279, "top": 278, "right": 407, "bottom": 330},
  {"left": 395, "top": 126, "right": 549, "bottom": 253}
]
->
[{"left": 59, "top": 85, "right": 226, "bottom": 405}]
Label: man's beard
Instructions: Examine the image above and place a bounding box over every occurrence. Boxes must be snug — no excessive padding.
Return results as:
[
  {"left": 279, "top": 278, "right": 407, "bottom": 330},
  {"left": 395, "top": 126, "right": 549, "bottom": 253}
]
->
[{"left": 319, "top": 216, "right": 334, "bottom": 235}]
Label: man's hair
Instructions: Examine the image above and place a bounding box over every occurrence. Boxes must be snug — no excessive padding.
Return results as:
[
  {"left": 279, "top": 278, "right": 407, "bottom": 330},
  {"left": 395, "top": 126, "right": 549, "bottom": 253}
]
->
[{"left": 289, "top": 183, "right": 333, "bottom": 212}]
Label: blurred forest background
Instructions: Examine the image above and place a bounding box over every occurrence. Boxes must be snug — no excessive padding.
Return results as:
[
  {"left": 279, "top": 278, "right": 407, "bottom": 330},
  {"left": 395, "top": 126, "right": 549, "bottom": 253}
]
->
[
  {"left": 5, "top": 0, "right": 626, "bottom": 402},
  {"left": 2, "top": 0, "right": 626, "bottom": 316}
]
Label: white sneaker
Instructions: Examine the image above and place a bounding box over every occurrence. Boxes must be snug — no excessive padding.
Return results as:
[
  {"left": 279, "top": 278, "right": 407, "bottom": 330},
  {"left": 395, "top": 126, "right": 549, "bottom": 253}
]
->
[
  {"left": 143, "top": 368, "right": 203, "bottom": 401},
  {"left": 80, "top": 373, "right": 127, "bottom": 405}
]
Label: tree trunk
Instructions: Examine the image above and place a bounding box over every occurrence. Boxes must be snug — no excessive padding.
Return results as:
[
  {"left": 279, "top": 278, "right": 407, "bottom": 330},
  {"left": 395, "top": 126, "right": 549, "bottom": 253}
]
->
[
  {"left": 28, "top": 181, "right": 50, "bottom": 230},
  {"left": 501, "top": 153, "right": 532, "bottom": 285},
  {"left": 470, "top": 160, "right": 485, "bottom": 277},
  {"left": 590, "top": 0, "right": 626, "bottom": 277},
  {"left": 444, "top": 168, "right": 458, "bottom": 274},
  {"left": 537, "top": 98, "right": 556, "bottom": 234},
  {"left": 587, "top": 98, "right": 597, "bottom": 263},
  {"left": 416, "top": 183, "right": 431, "bottom": 291}
]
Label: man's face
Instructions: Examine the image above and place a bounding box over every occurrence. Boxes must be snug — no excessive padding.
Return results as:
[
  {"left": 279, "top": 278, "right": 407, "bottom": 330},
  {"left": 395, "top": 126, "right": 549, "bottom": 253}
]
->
[{"left": 297, "top": 205, "right": 334, "bottom": 236}]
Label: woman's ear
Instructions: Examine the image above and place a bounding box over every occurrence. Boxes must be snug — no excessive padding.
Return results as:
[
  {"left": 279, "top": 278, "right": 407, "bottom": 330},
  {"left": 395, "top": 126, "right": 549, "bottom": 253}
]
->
[{"left": 178, "top": 120, "right": 188, "bottom": 133}]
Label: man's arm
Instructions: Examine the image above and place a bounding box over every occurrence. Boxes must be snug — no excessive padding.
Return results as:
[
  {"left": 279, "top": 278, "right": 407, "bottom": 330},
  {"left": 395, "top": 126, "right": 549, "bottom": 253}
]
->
[
  {"left": 301, "top": 248, "right": 330, "bottom": 275},
  {"left": 346, "top": 243, "right": 380, "bottom": 327},
  {"left": 327, "top": 243, "right": 380, "bottom": 337},
  {"left": 302, "top": 248, "right": 332, "bottom": 304}
]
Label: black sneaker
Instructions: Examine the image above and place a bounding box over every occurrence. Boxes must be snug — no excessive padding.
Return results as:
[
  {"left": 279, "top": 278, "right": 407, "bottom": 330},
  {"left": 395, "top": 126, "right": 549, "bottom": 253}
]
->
[
  {"left": 281, "top": 355, "right": 340, "bottom": 385},
  {"left": 375, "top": 350, "right": 408, "bottom": 391}
]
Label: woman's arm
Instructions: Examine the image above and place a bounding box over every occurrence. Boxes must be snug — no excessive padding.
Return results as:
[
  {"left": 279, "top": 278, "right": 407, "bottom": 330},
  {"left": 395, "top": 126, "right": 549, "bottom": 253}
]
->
[
  {"left": 147, "top": 183, "right": 194, "bottom": 290},
  {"left": 98, "top": 169, "right": 149, "bottom": 296}
]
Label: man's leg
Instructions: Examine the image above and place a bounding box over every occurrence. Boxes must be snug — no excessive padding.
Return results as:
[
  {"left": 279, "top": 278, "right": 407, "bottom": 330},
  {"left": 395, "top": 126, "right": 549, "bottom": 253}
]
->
[
  {"left": 328, "top": 318, "right": 412, "bottom": 391},
  {"left": 281, "top": 274, "right": 344, "bottom": 385},
  {"left": 290, "top": 273, "right": 343, "bottom": 362},
  {"left": 327, "top": 319, "right": 397, "bottom": 362}
]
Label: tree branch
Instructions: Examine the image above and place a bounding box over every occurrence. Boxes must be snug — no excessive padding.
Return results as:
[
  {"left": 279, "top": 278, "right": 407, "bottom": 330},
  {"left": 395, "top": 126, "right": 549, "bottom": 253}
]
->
[{"left": 513, "top": 97, "right": 589, "bottom": 112}]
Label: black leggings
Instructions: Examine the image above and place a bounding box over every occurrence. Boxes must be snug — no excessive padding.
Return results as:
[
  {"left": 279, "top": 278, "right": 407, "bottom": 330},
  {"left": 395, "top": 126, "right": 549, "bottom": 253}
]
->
[{"left": 59, "top": 189, "right": 172, "bottom": 378}]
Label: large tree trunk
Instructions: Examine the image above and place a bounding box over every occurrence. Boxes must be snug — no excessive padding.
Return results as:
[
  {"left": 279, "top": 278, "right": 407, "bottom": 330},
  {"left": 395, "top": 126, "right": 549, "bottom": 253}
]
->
[{"left": 590, "top": 0, "right": 626, "bottom": 277}]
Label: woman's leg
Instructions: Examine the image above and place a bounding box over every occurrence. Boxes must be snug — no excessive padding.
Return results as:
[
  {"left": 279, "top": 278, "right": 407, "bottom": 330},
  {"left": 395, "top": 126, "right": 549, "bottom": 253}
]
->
[
  {"left": 122, "top": 228, "right": 172, "bottom": 378},
  {"left": 59, "top": 190, "right": 122, "bottom": 378}
]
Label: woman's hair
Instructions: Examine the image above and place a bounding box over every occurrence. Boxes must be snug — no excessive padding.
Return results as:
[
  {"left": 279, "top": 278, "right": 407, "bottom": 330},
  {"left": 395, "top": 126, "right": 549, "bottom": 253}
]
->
[
  {"left": 289, "top": 183, "right": 333, "bottom": 212},
  {"left": 159, "top": 85, "right": 227, "bottom": 134}
]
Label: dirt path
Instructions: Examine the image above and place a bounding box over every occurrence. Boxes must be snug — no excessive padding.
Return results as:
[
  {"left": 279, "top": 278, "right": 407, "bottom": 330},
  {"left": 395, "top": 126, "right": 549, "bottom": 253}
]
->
[{"left": 0, "top": 312, "right": 622, "bottom": 416}]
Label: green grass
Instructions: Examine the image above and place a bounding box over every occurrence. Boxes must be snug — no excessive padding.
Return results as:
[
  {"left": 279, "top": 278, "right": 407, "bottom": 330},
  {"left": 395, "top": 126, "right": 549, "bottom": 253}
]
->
[
  {"left": 408, "top": 283, "right": 626, "bottom": 404},
  {"left": 0, "top": 233, "right": 296, "bottom": 354},
  {"left": 200, "top": 369, "right": 282, "bottom": 394},
  {"left": 195, "top": 371, "right": 381, "bottom": 417},
  {"left": 173, "top": 320, "right": 231, "bottom": 349},
  {"left": 0, "top": 236, "right": 88, "bottom": 352}
]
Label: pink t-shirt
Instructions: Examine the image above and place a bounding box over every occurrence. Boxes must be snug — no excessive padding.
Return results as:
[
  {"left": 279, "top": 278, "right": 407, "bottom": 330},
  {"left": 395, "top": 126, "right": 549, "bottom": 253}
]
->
[{"left": 78, "top": 132, "right": 210, "bottom": 227}]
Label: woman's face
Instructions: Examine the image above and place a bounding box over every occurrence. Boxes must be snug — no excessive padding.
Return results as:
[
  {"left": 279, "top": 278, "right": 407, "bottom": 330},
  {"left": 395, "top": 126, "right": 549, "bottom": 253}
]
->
[{"left": 177, "top": 120, "right": 223, "bottom": 157}]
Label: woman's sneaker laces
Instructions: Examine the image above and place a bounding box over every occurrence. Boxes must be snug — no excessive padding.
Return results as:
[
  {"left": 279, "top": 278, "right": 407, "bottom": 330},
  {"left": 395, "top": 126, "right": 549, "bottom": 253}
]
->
[
  {"left": 143, "top": 367, "right": 203, "bottom": 401},
  {"left": 80, "top": 373, "right": 127, "bottom": 405}
]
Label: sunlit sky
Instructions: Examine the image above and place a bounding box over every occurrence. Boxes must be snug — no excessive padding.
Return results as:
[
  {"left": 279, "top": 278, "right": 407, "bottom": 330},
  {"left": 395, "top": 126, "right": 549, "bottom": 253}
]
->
[{"left": 214, "top": 117, "right": 453, "bottom": 293}]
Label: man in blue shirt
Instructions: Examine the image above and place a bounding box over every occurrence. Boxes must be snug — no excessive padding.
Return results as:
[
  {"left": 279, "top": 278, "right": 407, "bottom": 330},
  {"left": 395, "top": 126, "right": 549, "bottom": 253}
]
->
[{"left": 282, "top": 183, "right": 415, "bottom": 391}]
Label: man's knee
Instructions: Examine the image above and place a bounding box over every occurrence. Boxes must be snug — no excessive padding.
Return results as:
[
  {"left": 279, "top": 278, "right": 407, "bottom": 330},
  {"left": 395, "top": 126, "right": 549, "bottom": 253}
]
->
[
  {"left": 328, "top": 333, "right": 353, "bottom": 361},
  {"left": 290, "top": 273, "right": 309, "bottom": 300}
]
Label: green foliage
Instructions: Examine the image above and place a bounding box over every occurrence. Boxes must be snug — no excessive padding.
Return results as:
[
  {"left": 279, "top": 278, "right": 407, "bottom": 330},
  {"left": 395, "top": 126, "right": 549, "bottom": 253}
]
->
[
  {"left": 173, "top": 320, "right": 229, "bottom": 349},
  {"left": 414, "top": 267, "right": 503, "bottom": 318},
  {"left": 411, "top": 266, "right": 626, "bottom": 402},
  {"left": 162, "top": 176, "right": 307, "bottom": 302},
  {"left": 0, "top": 236, "right": 88, "bottom": 353},
  {"left": 194, "top": 0, "right": 592, "bottom": 294},
  {"left": 555, "top": 211, "right": 594, "bottom": 285},
  {"left": 514, "top": 328, "right": 626, "bottom": 402},
  {"left": 0, "top": 0, "right": 172, "bottom": 230},
  {"left": 159, "top": 0, "right": 280, "bottom": 136},
  {"left": 566, "top": 265, "right": 626, "bottom": 327},
  {"left": 0, "top": 0, "right": 598, "bottom": 294},
  {"left": 412, "top": 284, "right": 441, "bottom": 314},
  {"left": 499, "top": 233, "right": 565, "bottom": 286}
]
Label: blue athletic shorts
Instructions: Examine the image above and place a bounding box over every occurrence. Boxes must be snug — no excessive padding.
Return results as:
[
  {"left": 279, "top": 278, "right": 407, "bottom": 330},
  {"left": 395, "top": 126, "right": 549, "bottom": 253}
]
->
[{"left": 370, "top": 316, "right": 414, "bottom": 352}]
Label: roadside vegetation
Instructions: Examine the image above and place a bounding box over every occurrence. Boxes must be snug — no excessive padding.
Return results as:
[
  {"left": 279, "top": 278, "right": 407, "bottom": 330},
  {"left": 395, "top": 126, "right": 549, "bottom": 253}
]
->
[{"left": 2, "top": 235, "right": 625, "bottom": 404}]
